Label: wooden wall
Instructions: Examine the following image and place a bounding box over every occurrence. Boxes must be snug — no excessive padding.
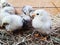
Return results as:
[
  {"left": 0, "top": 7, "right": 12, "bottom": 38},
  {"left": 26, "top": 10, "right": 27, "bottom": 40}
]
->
[{"left": 7, "top": 0, "right": 60, "bottom": 15}]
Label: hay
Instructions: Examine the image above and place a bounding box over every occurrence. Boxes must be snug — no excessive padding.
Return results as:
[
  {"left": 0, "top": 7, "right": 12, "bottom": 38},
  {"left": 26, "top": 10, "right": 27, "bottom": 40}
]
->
[{"left": 0, "top": 14, "right": 60, "bottom": 45}]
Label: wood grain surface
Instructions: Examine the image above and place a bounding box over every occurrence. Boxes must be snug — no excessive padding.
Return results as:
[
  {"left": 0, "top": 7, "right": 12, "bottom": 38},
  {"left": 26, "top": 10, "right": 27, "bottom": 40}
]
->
[{"left": 7, "top": 0, "right": 60, "bottom": 15}]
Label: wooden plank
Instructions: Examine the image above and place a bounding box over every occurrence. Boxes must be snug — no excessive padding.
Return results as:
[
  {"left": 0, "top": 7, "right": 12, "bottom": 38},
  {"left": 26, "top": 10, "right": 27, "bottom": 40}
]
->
[
  {"left": 7, "top": 0, "right": 54, "bottom": 7},
  {"left": 15, "top": 8, "right": 60, "bottom": 15},
  {"left": 7, "top": 0, "right": 60, "bottom": 15},
  {"left": 51, "top": 0, "right": 60, "bottom": 7}
]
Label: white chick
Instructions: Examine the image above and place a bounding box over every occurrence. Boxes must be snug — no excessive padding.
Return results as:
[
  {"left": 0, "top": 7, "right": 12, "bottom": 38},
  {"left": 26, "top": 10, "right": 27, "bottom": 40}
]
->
[
  {"left": 21, "top": 14, "right": 31, "bottom": 21},
  {"left": 0, "top": 0, "right": 12, "bottom": 8},
  {"left": 0, "top": 0, "right": 7, "bottom": 4},
  {"left": 1, "top": 15, "right": 23, "bottom": 31},
  {"left": 1, "top": 6, "right": 15, "bottom": 14},
  {"left": 21, "top": 5, "right": 34, "bottom": 22},
  {"left": 22, "top": 5, "right": 34, "bottom": 16},
  {"left": 32, "top": 9, "right": 52, "bottom": 34},
  {"left": 0, "top": 9, "right": 10, "bottom": 26},
  {"left": 0, "top": 6, "right": 15, "bottom": 23}
]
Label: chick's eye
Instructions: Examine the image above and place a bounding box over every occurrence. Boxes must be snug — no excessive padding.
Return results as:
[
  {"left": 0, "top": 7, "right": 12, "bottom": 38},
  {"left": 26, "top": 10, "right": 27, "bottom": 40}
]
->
[{"left": 36, "top": 13, "right": 39, "bottom": 15}]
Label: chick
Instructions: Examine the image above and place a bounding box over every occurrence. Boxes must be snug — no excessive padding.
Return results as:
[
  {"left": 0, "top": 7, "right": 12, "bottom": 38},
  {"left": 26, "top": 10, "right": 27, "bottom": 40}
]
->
[
  {"left": 1, "top": 6, "right": 15, "bottom": 14},
  {"left": 0, "top": 6, "right": 15, "bottom": 24},
  {"left": 21, "top": 5, "right": 34, "bottom": 29},
  {"left": 32, "top": 9, "right": 52, "bottom": 34},
  {"left": 21, "top": 14, "right": 31, "bottom": 22},
  {"left": 22, "top": 5, "right": 34, "bottom": 16},
  {"left": 0, "top": 10, "right": 10, "bottom": 26},
  {"left": 0, "top": 0, "right": 7, "bottom": 4},
  {"left": 20, "top": 13, "right": 32, "bottom": 29},
  {"left": 0, "top": 0, "right": 11, "bottom": 8},
  {"left": 1, "top": 15, "right": 23, "bottom": 31}
]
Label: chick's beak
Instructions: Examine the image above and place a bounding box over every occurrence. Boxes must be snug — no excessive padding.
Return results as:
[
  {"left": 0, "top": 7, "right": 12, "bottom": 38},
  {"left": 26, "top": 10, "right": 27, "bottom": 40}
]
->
[{"left": 32, "top": 14, "right": 36, "bottom": 18}]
